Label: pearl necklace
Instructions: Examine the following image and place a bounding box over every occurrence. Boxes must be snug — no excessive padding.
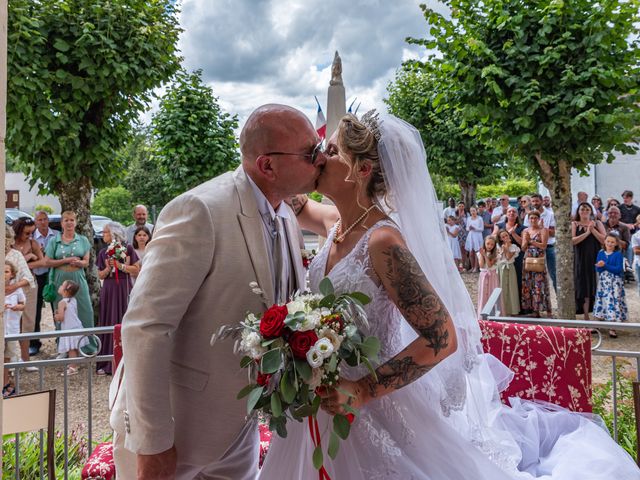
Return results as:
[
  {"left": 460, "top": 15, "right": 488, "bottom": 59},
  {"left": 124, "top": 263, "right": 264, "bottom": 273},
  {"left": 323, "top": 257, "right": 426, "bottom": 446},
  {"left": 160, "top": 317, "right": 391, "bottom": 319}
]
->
[{"left": 333, "top": 205, "right": 380, "bottom": 244}]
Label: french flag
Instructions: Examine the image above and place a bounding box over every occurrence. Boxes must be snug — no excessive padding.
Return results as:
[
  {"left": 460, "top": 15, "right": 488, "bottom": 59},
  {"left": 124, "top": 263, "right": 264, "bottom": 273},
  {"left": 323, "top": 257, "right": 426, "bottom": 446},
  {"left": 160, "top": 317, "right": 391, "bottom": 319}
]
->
[{"left": 314, "top": 96, "right": 327, "bottom": 140}]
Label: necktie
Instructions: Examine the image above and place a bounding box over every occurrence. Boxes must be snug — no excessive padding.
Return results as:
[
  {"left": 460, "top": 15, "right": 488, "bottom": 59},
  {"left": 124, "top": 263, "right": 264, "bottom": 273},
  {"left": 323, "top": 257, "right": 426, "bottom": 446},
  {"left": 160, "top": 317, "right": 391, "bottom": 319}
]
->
[{"left": 273, "top": 215, "right": 289, "bottom": 304}]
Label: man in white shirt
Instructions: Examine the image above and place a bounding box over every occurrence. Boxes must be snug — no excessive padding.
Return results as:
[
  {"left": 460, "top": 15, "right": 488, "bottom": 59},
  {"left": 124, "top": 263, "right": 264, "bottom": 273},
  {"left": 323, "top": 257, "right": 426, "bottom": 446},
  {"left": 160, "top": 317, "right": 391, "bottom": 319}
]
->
[
  {"left": 31, "top": 211, "right": 59, "bottom": 355},
  {"left": 524, "top": 193, "right": 557, "bottom": 290},
  {"left": 571, "top": 191, "right": 589, "bottom": 217},
  {"left": 491, "top": 195, "right": 511, "bottom": 223},
  {"left": 125, "top": 205, "right": 154, "bottom": 245},
  {"left": 442, "top": 197, "right": 456, "bottom": 223}
]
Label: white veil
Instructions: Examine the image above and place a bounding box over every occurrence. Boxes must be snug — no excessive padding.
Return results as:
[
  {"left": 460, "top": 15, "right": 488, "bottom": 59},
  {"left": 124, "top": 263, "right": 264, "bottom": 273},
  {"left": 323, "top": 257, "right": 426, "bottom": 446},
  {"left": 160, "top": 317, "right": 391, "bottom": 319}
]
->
[{"left": 372, "top": 112, "right": 523, "bottom": 470}]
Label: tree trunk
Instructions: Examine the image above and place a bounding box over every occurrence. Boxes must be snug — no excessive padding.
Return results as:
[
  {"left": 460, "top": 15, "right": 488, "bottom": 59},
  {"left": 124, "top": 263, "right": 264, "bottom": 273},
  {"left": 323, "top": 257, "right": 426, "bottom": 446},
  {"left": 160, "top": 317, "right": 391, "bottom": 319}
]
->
[
  {"left": 57, "top": 176, "right": 100, "bottom": 324},
  {"left": 536, "top": 154, "right": 575, "bottom": 319},
  {"left": 458, "top": 179, "right": 477, "bottom": 210}
]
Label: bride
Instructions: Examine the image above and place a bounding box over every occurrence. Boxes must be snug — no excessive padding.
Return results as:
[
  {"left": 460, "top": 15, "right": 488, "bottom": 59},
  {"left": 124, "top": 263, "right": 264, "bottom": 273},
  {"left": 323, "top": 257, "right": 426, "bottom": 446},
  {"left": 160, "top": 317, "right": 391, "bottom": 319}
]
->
[{"left": 257, "top": 111, "right": 640, "bottom": 479}]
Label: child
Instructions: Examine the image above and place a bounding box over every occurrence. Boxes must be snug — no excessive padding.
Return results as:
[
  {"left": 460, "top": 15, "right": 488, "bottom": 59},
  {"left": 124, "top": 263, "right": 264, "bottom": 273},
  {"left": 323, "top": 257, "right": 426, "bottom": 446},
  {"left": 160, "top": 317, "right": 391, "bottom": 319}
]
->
[
  {"left": 4, "top": 261, "right": 25, "bottom": 397},
  {"left": 55, "top": 280, "right": 88, "bottom": 375},
  {"left": 445, "top": 216, "right": 463, "bottom": 271},
  {"left": 593, "top": 233, "right": 627, "bottom": 338},
  {"left": 497, "top": 230, "right": 521, "bottom": 316},
  {"left": 477, "top": 236, "right": 503, "bottom": 319}
]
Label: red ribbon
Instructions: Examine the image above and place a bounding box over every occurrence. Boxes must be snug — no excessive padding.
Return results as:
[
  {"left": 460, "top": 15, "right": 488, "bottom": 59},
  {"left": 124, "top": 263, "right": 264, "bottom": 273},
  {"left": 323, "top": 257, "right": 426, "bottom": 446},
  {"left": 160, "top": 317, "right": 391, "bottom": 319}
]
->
[{"left": 308, "top": 416, "right": 331, "bottom": 480}]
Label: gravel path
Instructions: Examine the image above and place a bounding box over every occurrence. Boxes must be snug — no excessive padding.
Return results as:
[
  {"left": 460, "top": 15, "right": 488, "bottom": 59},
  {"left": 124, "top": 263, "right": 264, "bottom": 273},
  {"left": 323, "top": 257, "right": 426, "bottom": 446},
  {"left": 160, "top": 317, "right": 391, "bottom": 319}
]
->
[{"left": 12, "top": 274, "right": 640, "bottom": 445}]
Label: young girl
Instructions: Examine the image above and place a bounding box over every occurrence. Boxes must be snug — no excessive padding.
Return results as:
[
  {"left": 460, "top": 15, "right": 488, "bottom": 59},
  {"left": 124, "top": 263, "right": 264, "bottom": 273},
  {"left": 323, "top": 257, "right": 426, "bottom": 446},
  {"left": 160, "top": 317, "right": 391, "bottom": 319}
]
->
[
  {"left": 593, "top": 233, "right": 628, "bottom": 338},
  {"left": 465, "top": 207, "right": 484, "bottom": 272},
  {"left": 497, "top": 230, "right": 521, "bottom": 316},
  {"left": 477, "top": 236, "right": 503, "bottom": 319},
  {"left": 445, "top": 216, "right": 463, "bottom": 270},
  {"left": 55, "top": 280, "right": 88, "bottom": 375},
  {"left": 4, "top": 261, "right": 25, "bottom": 397}
]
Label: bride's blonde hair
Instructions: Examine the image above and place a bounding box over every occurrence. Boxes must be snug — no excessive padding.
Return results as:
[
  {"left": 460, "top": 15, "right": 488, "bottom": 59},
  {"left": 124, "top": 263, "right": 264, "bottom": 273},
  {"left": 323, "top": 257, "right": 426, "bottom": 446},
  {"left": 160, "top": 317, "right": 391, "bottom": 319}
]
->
[{"left": 337, "top": 114, "right": 386, "bottom": 202}]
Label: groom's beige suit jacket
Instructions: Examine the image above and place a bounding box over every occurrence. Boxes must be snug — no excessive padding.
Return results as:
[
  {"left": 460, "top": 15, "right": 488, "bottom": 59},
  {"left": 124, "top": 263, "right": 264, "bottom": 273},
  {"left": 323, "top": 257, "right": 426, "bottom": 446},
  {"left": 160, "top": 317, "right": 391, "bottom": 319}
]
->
[{"left": 111, "top": 167, "right": 306, "bottom": 477}]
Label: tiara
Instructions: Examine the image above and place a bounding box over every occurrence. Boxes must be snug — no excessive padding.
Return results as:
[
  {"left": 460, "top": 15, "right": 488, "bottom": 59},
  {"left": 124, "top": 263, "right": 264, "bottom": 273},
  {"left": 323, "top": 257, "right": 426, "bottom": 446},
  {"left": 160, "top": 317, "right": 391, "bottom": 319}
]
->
[{"left": 361, "top": 109, "right": 382, "bottom": 142}]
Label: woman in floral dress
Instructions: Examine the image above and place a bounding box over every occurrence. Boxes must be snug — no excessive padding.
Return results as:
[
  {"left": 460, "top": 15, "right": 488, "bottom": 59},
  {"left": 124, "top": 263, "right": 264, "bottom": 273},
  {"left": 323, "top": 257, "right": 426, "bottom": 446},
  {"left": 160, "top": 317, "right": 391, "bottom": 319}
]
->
[
  {"left": 593, "top": 233, "right": 627, "bottom": 337},
  {"left": 521, "top": 211, "right": 552, "bottom": 317},
  {"left": 455, "top": 201, "right": 469, "bottom": 270}
]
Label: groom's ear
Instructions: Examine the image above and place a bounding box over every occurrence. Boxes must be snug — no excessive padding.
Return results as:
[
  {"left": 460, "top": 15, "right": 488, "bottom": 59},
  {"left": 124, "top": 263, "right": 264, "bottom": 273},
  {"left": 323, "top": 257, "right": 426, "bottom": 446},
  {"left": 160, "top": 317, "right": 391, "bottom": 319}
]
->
[{"left": 256, "top": 154, "right": 277, "bottom": 181}]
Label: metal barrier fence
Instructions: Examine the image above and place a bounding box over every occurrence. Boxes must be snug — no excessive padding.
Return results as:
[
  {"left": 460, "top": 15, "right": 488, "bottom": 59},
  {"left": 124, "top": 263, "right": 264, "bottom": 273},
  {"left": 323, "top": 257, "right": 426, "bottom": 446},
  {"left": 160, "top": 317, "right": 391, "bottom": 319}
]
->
[
  {"left": 3, "top": 326, "right": 114, "bottom": 480},
  {"left": 481, "top": 288, "right": 640, "bottom": 449}
]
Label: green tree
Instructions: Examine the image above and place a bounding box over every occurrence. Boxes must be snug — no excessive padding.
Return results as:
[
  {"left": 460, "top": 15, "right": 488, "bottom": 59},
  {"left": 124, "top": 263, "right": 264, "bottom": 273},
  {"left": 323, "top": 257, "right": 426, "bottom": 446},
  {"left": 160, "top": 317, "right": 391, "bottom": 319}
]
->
[
  {"left": 387, "top": 66, "right": 507, "bottom": 207},
  {"left": 121, "top": 126, "right": 172, "bottom": 213},
  {"left": 7, "top": 0, "right": 182, "bottom": 310},
  {"left": 92, "top": 186, "right": 133, "bottom": 225},
  {"left": 152, "top": 69, "right": 239, "bottom": 197},
  {"left": 416, "top": 0, "right": 640, "bottom": 317}
]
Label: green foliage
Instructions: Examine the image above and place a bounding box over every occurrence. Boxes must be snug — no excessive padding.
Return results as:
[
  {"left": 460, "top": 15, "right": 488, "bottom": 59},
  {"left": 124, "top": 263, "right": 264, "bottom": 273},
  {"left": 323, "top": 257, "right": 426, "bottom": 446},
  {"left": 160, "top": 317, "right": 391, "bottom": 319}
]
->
[
  {"left": 433, "top": 175, "right": 536, "bottom": 203},
  {"left": 387, "top": 67, "right": 507, "bottom": 188},
  {"left": 2, "top": 428, "right": 99, "bottom": 479},
  {"left": 592, "top": 364, "right": 638, "bottom": 458},
  {"left": 7, "top": 0, "right": 183, "bottom": 194},
  {"left": 33, "top": 204, "right": 54, "bottom": 215},
  {"left": 415, "top": 0, "right": 640, "bottom": 174},
  {"left": 309, "top": 192, "right": 323, "bottom": 203},
  {"left": 152, "top": 69, "right": 240, "bottom": 197},
  {"left": 92, "top": 186, "right": 133, "bottom": 225},
  {"left": 121, "top": 126, "right": 173, "bottom": 212}
]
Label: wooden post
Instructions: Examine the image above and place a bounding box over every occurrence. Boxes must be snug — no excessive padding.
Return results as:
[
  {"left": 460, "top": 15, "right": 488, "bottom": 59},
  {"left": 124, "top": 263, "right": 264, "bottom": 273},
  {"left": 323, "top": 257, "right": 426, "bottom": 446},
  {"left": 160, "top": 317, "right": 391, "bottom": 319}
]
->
[{"left": 633, "top": 382, "right": 640, "bottom": 466}]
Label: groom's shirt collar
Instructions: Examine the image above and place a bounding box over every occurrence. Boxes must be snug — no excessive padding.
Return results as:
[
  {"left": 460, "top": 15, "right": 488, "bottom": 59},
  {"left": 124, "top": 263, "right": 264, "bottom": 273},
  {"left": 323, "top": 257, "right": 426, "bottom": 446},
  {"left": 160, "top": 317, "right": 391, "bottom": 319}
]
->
[{"left": 246, "top": 173, "right": 291, "bottom": 221}]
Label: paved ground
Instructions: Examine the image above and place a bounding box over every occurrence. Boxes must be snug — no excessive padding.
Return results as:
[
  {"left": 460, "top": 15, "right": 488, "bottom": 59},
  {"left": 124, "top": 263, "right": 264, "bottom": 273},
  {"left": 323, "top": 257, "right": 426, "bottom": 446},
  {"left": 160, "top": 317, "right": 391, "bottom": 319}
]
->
[{"left": 13, "top": 270, "right": 640, "bottom": 444}]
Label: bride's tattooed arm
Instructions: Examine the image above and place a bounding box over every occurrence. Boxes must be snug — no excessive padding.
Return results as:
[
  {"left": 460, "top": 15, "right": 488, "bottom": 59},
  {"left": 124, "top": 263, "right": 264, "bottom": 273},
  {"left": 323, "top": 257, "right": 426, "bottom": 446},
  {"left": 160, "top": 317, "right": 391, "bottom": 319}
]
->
[{"left": 358, "top": 230, "right": 458, "bottom": 401}]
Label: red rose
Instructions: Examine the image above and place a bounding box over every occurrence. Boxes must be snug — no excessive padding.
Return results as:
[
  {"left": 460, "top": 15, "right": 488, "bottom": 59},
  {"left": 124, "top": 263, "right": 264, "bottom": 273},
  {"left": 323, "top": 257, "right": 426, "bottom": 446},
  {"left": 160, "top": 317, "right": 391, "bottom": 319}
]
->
[
  {"left": 259, "top": 305, "right": 288, "bottom": 339},
  {"left": 288, "top": 330, "right": 318, "bottom": 359},
  {"left": 256, "top": 372, "right": 271, "bottom": 386}
]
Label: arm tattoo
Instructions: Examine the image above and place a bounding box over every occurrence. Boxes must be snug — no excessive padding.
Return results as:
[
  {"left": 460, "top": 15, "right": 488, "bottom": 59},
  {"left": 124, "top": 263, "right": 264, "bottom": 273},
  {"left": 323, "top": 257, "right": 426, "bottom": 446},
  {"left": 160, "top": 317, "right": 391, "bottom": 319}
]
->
[
  {"left": 382, "top": 245, "right": 450, "bottom": 355},
  {"left": 286, "top": 194, "right": 308, "bottom": 216},
  {"left": 364, "top": 356, "right": 435, "bottom": 398}
]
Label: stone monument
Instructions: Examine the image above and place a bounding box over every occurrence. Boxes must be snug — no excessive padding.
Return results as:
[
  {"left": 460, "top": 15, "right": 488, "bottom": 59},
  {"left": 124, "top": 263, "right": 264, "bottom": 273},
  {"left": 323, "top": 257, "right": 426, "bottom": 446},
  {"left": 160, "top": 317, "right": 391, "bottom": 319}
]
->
[{"left": 326, "top": 51, "right": 346, "bottom": 140}]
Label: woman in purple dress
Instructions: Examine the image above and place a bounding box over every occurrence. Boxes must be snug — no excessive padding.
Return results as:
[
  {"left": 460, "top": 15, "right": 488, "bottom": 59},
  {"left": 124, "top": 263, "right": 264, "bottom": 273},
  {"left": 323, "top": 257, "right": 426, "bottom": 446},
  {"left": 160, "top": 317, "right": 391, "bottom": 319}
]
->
[{"left": 96, "top": 222, "right": 139, "bottom": 375}]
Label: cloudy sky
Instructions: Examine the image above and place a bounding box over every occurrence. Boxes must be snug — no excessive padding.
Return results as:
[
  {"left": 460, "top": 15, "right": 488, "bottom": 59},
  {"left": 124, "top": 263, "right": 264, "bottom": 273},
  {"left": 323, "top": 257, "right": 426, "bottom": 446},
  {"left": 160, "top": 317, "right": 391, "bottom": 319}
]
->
[{"left": 175, "top": 0, "right": 438, "bottom": 127}]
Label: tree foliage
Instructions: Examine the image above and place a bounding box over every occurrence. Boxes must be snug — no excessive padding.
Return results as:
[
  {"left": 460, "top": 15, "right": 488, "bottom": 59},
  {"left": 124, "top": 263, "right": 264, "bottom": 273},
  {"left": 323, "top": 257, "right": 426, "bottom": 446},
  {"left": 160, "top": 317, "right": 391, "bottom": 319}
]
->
[
  {"left": 92, "top": 186, "right": 133, "bottom": 225},
  {"left": 412, "top": 0, "right": 640, "bottom": 317},
  {"left": 152, "top": 69, "right": 239, "bottom": 197},
  {"left": 121, "top": 126, "right": 173, "bottom": 212},
  {"left": 386, "top": 66, "right": 509, "bottom": 207}
]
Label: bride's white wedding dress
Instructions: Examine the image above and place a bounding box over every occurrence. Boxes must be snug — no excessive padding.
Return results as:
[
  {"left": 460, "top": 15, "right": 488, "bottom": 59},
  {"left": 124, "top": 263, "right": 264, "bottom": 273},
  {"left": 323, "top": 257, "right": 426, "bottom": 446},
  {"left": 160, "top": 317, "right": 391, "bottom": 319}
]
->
[{"left": 258, "top": 220, "right": 640, "bottom": 480}]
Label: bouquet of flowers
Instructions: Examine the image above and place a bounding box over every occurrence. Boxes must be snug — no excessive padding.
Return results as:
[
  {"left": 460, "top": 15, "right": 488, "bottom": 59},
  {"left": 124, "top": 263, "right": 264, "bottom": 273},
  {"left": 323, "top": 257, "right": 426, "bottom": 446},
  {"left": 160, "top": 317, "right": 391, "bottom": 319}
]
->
[
  {"left": 106, "top": 241, "right": 127, "bottom": 283},
  {"left": 211, "top": 278, "right": 380, "bottom": 472}
]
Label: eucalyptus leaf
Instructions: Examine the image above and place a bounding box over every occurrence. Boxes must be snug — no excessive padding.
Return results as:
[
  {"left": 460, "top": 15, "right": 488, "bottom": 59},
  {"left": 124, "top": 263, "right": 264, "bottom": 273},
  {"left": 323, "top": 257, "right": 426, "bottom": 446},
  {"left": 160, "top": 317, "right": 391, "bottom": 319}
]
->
[
  {"left": 319, "top": 277, "right": 334, "bottom": 296},
  {"left": 312, "top": 444, "right": 324, "bottom": 470},
  {"left": 237, "top": 383, "right": 256, "bottom": 400},
  {"left": 271, "top": 392, "right": 283, "bottom": 417},
  {"left": 240, "top": 356, "right": 253, "bottom": 368},
  {"left": 261, "top": 348, "right": 282, "bottom": 374},
  {"left": 294, "top": 358, "right": 312, "bottom": 381},
  {"left": 246, "top": 386, "right": 264, "bottom": 414},
  {"left": 333, "top": 413, "right": 351, "bottom": 440},
  {"left": 328, "top": 431, "right": 340, "bottom": 460},
  {"left": 280, "top": 370, "right": 297, "bottom": 404}
]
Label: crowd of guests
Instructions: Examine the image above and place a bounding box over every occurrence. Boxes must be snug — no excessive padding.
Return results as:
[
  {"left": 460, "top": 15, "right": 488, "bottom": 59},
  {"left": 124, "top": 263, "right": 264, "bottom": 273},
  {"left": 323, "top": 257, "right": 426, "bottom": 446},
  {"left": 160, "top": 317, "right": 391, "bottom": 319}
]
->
[
  {"left": 3, "top": 205, "right": 154, "bottom": 396},
  {"left": 445, "top": 190, "right": 640, "bottom": 333}
]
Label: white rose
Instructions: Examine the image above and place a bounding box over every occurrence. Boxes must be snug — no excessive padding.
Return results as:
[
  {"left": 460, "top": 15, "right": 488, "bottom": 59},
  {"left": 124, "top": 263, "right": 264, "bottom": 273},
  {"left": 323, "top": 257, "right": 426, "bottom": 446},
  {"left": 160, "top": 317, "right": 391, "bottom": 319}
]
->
[
  {"left": 298, "top": 311, "right": 321, "bottom": 331},
  {"left": 314, "top": 338, "right": 334, "bottom": 359},
  {"left": 306, "top": 347, "right": 324, "bottom": 368},
  {"left": 287, "top": 300, "right": 307, "bottom": 315}
]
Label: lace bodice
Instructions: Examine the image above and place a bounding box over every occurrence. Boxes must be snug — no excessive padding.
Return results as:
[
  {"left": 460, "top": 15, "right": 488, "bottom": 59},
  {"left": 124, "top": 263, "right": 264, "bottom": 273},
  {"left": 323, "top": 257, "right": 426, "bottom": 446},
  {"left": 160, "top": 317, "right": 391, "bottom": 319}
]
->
[{"left": 309, "top": 220, "right": 405, "bottom": 380}]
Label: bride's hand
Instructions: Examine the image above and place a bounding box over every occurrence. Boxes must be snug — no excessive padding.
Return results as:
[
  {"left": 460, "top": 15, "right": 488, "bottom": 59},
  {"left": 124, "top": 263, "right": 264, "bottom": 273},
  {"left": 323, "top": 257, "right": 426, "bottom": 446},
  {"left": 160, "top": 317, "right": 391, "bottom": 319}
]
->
[{"left": 318, "top": 378, "right": 368, "bottom": 416}]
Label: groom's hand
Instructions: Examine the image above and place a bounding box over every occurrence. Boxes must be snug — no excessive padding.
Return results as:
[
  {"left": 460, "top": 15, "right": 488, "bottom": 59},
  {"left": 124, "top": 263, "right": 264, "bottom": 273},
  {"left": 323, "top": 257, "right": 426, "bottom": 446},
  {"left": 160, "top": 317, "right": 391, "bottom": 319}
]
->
[{"left": 137, "top": 445, "right": 177, "bottom": 480}]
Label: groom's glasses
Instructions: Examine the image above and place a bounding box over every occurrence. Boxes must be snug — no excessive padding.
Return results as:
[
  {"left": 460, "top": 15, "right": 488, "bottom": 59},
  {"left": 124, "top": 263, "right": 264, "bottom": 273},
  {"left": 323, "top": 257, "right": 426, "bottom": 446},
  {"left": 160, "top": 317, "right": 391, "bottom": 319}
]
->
[{"left": 263, "top": 142, "right": 324, "bottom": 166}]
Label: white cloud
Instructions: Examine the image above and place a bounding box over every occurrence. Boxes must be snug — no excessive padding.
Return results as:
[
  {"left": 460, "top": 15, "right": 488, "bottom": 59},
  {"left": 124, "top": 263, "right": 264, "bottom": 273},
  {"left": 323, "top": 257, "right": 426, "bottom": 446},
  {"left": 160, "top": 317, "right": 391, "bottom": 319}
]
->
[{"left": 174, "top": 0, "right": 433, "bottom": 127}]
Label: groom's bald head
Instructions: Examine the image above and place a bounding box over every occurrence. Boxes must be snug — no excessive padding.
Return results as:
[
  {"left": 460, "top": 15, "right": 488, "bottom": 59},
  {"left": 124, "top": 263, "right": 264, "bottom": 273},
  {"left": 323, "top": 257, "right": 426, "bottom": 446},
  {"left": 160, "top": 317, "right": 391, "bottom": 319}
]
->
[{"left": 240, "top": 104, "right": 313, "bottom": 164}]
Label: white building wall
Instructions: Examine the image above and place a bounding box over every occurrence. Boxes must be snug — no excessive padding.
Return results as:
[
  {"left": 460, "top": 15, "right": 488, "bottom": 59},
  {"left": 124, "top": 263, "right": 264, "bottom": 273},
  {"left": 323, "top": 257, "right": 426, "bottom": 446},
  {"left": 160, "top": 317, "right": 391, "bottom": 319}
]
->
[{"left": 5, "top": 172, "right": 61, "bottom": 213}]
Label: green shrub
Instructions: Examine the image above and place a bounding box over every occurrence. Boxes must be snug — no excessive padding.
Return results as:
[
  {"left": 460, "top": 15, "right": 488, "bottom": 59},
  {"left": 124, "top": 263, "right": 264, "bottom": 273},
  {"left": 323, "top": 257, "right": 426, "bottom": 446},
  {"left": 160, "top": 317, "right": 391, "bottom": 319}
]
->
[
  {"left": 2, "top": 427, "right": 104, "bottom": 479},
  {"left": 592, "top": 364, "right": 638, "bottom": 458},
  {"left": 92, "top": 186, "right": 133, "bottom": 225},
  {"left": 477, "top": 178, "right": 537, "bottom": 199},
  {"left": 309, "top": 192, "right": 323, "bottom": 203},
  {"left": 33, "top": 204, "right": 54, "bottom": 215}
]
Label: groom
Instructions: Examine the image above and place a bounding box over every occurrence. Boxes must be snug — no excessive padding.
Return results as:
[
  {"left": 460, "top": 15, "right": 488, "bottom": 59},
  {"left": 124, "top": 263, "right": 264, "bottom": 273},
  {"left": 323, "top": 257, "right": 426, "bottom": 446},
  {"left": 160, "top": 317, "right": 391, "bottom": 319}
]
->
[{"left": 110, "top": 104, "right": 326, "bottom": 479}]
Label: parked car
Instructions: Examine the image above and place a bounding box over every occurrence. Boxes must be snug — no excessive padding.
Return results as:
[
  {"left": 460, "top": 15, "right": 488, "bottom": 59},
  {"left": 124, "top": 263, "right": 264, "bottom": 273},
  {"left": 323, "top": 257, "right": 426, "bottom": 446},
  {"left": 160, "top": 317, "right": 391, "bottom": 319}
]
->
[
  {"left": 47, "top": 214, "right": 112, "bottom": 251},
  {"left": 5, "top": 208, "right": 33, "bottom": 224}
]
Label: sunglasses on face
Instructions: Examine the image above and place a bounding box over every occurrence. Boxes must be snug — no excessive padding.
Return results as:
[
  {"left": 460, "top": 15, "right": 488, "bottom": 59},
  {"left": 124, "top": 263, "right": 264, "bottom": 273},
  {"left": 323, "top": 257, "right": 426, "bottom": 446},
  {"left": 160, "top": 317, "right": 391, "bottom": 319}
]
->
[{"left": 263, "top": 142, "right": 324, "bottom": 166}]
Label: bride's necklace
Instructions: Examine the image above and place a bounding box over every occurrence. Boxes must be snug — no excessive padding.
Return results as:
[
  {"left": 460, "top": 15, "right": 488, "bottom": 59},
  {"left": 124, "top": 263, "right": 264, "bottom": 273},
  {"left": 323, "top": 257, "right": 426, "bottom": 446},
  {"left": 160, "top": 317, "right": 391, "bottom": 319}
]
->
[{"left": 333, "top": 204, "right": 379, "bottom": 244}]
